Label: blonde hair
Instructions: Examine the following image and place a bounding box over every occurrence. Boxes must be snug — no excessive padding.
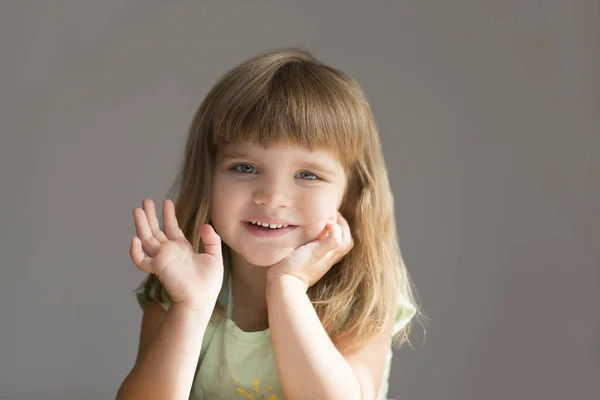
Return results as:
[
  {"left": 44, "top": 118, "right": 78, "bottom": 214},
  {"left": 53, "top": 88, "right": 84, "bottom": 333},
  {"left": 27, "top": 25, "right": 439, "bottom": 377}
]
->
[{"left": 140, "top": 47, "right": 422, "bottom": 350}]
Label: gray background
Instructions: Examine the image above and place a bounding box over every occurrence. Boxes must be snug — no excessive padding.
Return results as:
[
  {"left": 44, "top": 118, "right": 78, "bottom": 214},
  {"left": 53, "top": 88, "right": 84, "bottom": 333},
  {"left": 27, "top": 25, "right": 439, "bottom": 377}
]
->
[{"left": 1, "top": 1, "right": 598, "bottom": 399}]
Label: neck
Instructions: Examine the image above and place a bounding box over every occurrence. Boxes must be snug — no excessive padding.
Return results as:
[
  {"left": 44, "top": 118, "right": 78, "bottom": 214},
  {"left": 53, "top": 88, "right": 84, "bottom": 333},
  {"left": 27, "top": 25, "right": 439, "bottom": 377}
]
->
[{"left": 229, "top": 251, "right": 269, "bottom": 330}]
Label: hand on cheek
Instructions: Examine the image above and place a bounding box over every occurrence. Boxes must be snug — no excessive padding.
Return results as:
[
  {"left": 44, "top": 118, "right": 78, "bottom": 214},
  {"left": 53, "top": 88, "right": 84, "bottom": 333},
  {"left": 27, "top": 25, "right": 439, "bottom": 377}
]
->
[
  {"left": 315, "top": 210, "right": 340, "bottom": 240},
  {"left": 267, "top": 211, "right": 354, "bottom": 290}
]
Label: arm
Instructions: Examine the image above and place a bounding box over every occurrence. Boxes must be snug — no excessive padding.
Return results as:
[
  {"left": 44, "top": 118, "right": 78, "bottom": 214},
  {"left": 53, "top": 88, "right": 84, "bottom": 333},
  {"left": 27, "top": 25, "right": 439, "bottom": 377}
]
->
[
  {"left": 116, "top": 300, "right": 214, "bottom": 400},
  {"left": 266, "top": 277, "right": 391, "bottom": 400}
]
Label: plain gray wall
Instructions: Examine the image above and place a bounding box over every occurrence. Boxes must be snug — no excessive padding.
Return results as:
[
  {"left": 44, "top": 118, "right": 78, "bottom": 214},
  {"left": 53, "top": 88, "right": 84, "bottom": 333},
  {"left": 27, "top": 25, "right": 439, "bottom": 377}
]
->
[{"left": 1, "top": 1, "right": 598, "bottom": 399}]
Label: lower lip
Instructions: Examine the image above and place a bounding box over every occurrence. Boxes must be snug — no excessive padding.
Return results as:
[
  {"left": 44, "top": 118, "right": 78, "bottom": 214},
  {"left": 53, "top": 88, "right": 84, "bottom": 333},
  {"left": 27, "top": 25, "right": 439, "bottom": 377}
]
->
[{"left": 244, "top": 222, "right": 297, "bottom": 237}]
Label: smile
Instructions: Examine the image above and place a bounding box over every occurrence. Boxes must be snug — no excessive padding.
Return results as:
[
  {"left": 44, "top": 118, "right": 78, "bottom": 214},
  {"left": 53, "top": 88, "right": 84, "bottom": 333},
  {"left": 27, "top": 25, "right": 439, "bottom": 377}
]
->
[
  {"left": 244, "top": 221, "right": 298, "bottom": 237},
  {"left": 248, "top": 221, "right": 289, "bottom": 229}
]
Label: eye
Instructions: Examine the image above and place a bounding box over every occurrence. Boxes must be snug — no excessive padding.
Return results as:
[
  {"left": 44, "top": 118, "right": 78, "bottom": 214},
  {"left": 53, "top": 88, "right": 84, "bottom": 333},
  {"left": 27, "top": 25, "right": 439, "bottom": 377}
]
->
[
  {"left": 296, "top": 171, "right": 319, "bottom": 180},
  {"left": 233, "top": 163, "right": 257, "bottom": 174}
]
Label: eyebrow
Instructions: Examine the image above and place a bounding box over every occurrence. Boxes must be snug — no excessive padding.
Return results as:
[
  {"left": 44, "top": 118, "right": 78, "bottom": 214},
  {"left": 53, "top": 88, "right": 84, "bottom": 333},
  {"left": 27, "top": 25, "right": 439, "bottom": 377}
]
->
[
  {"left": 299, "top": 161, "right": 337, "bottom": 175},
  {"left": 218, "top": 151, "right": 249, "bottom": 162}
]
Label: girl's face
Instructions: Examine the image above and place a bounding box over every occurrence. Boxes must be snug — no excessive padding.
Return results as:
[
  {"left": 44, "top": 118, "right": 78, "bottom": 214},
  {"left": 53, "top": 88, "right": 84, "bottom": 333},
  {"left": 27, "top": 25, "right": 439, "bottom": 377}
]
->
[{"left": 211, "top": 141, "right": 348, "bottom": 267}]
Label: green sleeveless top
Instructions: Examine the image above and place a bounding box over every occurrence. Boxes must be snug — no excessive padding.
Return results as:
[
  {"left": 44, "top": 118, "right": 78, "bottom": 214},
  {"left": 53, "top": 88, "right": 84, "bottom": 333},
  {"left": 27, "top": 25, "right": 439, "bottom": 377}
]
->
[{"left": 135, "top": 273, "right": 415, "bottom": 400}]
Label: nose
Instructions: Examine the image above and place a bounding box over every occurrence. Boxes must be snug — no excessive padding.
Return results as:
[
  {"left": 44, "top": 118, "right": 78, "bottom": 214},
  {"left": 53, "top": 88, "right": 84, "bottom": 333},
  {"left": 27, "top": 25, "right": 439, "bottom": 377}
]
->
[{"left": 253, "top": 178, "right": 292, "bottom": 208}]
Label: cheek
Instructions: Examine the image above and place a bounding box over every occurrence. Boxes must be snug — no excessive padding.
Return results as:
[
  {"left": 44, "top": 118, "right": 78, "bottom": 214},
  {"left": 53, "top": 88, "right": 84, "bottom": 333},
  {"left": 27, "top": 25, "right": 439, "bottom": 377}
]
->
[
  {"left": 299, "top": 192, "right": 338, "bottom": 236},
  {"left": 210, "top": 180, "right": 238, "bottom": 227},
  {"left": 307, "top": 189, "right": 339, "bottom": 213}
]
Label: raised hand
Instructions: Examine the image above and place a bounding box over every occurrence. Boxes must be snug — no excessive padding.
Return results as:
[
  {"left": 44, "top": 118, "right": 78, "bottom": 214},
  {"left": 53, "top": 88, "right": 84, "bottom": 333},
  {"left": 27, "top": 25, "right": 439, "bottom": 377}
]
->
[{"left": 130, "top": 198, "right": 224, "bottom": 310}]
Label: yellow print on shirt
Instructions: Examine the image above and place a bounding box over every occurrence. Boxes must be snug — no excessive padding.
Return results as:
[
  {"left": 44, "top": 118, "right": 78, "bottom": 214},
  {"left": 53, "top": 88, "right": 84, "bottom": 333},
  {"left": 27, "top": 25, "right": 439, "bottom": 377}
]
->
[{"left": 233, "top": 377, "right": 278, "bottom": 400}]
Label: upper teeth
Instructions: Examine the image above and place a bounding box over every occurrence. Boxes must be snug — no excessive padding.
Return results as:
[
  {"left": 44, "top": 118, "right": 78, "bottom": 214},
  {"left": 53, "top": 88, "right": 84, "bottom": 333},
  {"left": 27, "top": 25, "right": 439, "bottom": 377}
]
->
[{"left": 250, "top": 221, "right": 288, "bottom": 229}]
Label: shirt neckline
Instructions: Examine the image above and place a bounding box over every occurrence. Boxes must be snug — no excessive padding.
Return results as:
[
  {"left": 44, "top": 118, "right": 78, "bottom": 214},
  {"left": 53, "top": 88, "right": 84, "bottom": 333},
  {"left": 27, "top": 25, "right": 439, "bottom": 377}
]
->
[{"left": 223, "top": 271, "right": 271, "bottom": 342}]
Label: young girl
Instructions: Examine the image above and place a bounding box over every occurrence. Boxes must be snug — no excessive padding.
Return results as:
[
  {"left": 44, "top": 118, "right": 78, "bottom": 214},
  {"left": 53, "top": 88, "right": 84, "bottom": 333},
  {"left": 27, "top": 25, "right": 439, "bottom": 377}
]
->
[{"left": 117, "top": 48, "right": 420, "bottom": 400}]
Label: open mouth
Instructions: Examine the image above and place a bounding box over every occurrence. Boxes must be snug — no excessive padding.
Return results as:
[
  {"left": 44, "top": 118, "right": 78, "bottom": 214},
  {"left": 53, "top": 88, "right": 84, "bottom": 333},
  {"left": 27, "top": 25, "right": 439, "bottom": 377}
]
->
[
  {"left": 247, "top": 221, "right": 293, "bottom": 230},
  {"left": 244, "top": 221, "right": 297, "bottom": 237}
]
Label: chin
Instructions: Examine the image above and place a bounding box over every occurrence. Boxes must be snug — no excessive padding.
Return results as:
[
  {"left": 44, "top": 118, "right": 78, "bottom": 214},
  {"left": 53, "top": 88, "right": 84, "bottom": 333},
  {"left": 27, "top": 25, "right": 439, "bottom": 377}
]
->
[{"left": 241, "top": 247, "right": 294, "bottom": 267}]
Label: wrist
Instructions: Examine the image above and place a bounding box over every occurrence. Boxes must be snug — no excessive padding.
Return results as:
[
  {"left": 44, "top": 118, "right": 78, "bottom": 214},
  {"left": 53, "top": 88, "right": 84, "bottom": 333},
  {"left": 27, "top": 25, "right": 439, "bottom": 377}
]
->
[
  {"left": 175, "top": 296, "right": 218, "bottom": 315},
  {"left": 266, "top": 274, "right": 308, "bottom": 298}
]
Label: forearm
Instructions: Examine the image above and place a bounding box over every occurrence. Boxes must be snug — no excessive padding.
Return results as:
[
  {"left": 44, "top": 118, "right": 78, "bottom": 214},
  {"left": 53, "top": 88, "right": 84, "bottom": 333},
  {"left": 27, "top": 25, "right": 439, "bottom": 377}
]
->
[
  {"left": 266, "top": 277, "right": 362, "bottom": 400},
  {"left": 117, "top": 302, "right": 212, "bottom": 400}
]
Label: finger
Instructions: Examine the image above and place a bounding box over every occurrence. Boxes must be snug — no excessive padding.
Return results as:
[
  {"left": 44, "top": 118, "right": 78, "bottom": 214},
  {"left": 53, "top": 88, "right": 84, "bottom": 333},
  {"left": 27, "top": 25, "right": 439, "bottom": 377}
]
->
[
  {"left": 336, "top": 211, "right": 354, "bottom": 251},
  {"left": 199, "top": 224, "right": 223, "bottom": 262},
  {"left": 163, "top": 199, "right": 186, "bottom": 240},
  {"left": 133, "top": 206, "right": 161, "bottom": 256},
  {"left": 315, "top": 221, "right": 329, "bottom": 240},
  {"left": 313, "top": 220, "right": 339, "bottom": 260},
  {"left": 330, "top": 219, "right": 343, "bottom": 246},
  {"left": 130, "top": 237, "right": 153, "bottom": 274},
  {"left": 143, "top": 198, "right": 169, "bottom": 243}
]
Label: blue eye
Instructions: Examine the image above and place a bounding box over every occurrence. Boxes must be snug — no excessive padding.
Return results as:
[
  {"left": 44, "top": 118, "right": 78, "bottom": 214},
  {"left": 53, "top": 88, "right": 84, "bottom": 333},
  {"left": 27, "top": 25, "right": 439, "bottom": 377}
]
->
[
  {"left": 232, "top": 164, "right": 320, "bottom": 180},
  {"left": 233, "top": 164, "right": 257, "bottom": 174},
  {"left": 297, "top": 171, "right": 318, "bottom": 180}
]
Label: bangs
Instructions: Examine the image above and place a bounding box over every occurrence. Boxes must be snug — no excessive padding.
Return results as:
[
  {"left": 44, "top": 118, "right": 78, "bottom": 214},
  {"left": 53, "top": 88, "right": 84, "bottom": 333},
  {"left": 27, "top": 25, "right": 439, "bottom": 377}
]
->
[{"left": 210, "top": 61, "right": 367, "bottom": 169}]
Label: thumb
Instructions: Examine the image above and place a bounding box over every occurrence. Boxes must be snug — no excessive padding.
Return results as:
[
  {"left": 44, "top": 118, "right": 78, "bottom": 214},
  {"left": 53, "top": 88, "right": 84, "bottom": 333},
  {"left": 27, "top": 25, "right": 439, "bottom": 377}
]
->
[{"left": 199, "top": 224, "right": 223, "bottom": 262}]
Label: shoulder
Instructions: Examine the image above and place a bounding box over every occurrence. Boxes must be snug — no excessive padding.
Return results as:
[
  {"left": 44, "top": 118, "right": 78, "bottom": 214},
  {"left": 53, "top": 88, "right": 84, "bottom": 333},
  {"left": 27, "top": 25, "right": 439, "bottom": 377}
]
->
[
  {"left": 335, "top": 311, "right": 395, "bottom": 400},
  {"left": 392, "top": 294, "right": 417, "bottom": 337},
  {"left": 335, "top": 296, "right": 417, "bottom": 399}
]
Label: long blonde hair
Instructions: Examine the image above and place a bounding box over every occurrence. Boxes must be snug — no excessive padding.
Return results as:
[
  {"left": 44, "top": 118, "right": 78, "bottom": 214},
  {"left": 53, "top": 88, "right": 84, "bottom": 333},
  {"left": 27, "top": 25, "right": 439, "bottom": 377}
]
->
[{"left": 140, "top": 47, "right": 422, "bottom": 350}]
